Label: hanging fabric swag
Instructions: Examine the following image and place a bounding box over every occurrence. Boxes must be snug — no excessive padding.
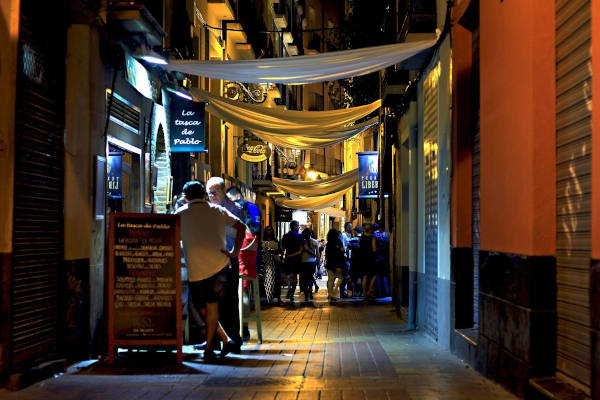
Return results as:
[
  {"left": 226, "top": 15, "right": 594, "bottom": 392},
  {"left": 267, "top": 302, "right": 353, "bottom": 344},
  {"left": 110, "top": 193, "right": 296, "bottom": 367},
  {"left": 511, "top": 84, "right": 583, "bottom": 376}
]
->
[
  {"left": 275, "top": 187, "right": 352, "bottom": 210},
  {"left": 190, "top": 88, "right": 380, "bottom": 134},
  {"left": 253, "top": 118, "right": 378, "bottom": 149},
  {"left": 168, "top": 40, "right": 436, "bottom": 84},
  {"left": 273, "top": 169, "right": 358, "bottom": 196}
]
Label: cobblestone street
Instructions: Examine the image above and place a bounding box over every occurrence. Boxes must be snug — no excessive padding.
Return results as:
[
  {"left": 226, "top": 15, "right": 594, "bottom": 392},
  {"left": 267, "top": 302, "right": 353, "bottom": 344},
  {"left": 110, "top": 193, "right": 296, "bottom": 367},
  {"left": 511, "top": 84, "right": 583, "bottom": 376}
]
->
[{"left": 0, "top": 284, "right": 516, "bottom": 400}]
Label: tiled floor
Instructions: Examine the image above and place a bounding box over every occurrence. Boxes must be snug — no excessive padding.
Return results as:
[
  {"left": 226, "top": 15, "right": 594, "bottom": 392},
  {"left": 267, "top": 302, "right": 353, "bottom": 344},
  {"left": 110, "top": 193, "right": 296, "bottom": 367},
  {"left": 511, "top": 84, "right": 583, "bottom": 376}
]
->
[{"left": 0, "top": 280, "right": 517, "bottom": 400}]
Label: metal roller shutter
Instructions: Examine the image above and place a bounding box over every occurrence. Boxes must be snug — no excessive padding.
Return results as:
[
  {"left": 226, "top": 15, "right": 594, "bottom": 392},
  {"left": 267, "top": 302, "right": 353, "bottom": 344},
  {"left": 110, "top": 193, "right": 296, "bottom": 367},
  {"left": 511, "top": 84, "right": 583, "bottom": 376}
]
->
[
  {"left": 472, "top": 26, "right": 480, "bottom": 328},
  {"left": 423, "top": 62, "right": 440, "bottom": 340},
  {"left": 11, "top": 2, "right": 66, "bottom": 368},
  {"left": 555, "top": 0, "right": 592, "bottom": 390}
]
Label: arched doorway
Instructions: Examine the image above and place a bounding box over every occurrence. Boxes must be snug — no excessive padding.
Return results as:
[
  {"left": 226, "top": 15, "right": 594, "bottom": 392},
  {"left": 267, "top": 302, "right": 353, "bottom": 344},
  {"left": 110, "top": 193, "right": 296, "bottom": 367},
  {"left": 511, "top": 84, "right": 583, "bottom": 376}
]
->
[{"left": 153, "top": 124, "right": 171, "bottom": 213}]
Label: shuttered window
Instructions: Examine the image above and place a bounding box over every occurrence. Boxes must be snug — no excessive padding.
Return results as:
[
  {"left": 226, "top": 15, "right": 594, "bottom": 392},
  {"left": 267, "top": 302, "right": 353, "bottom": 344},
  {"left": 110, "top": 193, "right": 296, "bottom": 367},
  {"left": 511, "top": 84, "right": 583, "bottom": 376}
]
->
[
  {"left": 11, "top": 2, "right": 66, "bottom": 367},
  {"left": 107, "top": 90, "right": 141, "bottom": 134},
  {"left": 423, "top": 62, "right": 440, "bottom": 340},
  {"left": 472, "top": 26, "right": 480, "bottom": 328},
  {"left": 555, "top": 0, "right": 592, "bottom": 391}
]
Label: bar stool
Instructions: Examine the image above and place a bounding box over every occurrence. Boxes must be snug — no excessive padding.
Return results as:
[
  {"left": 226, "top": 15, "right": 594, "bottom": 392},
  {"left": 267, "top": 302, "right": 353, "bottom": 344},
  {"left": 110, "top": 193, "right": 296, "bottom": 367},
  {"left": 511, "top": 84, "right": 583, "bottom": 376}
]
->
[{"left": 238, "top": 274, "right": 263, "bottom": 344}]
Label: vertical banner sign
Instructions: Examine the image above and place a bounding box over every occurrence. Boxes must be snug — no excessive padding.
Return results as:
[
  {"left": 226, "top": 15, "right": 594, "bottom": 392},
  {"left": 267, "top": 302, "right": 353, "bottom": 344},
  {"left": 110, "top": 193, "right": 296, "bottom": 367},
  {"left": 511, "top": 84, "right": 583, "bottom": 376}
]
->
[
  {"left": 358, "top": 151, "right": 379, "bottom": 198},
  {"left": 170, "top": 96, "right": 205, "bottom": 152},
  {"left": 107, "top": 213, "right": 182, "bottom": 363},
  {"left": 107, "top": 152, "right": 123, "bottom": 199}
]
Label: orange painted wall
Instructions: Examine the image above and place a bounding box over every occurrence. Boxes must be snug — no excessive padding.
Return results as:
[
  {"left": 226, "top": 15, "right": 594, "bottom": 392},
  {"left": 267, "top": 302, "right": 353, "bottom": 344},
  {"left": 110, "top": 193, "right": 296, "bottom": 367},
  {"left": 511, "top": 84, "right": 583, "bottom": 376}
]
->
[
  {"left": 592, "top": 0, "right": 600, "bottom": 259},
  {"left": 450, "top": 23, "right": 473, "bottom": 248},
  {"left": 480, "top": 0, "right": 555, "bottom": 256}
]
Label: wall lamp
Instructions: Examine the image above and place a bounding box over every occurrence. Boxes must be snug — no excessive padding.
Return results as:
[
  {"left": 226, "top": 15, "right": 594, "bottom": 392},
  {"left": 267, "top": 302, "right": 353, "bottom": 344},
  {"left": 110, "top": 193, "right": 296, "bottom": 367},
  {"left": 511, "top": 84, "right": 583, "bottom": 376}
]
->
[
  {"left": 133, "top": 45, "right": 168, "bottom": 65},
  {"left": 167, "top": 86, "right": 193, "bottom": 101}
]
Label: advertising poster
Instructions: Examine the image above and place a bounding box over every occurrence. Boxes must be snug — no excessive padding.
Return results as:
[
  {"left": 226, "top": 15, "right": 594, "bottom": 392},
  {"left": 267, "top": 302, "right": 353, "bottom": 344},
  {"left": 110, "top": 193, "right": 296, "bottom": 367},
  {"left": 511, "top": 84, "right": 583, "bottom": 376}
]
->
[{"left": 358, "top": 151, "right": 379, "bottom": 198}]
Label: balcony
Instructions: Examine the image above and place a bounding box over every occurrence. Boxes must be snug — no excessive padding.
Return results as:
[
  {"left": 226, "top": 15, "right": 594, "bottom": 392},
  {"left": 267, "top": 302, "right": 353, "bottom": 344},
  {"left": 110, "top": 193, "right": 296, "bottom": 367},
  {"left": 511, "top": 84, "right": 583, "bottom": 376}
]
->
[
  {"left": 207, "top": 0, "right": 236, "bottom": 26},
  {"left": 107, "top": 2, "right": 166, "bottom": 47},
  {"left": 382, "top": 69, "right": 409, "bottom": 107},
  {"left": 272, "top": 1, "right": 288, "bottom": 30},
  {"left": 310, "top": 153, "right": 343, "bottom": 177}
]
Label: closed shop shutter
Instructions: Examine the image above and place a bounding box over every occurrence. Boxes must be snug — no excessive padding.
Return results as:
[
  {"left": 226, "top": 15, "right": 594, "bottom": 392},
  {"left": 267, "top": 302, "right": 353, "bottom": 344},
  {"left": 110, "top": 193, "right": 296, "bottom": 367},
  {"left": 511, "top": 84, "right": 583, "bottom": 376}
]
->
[
  {"left": 555, "top": 0, "right": 592, "bottom": 390},
  {"left": 11, "top": 2, "right": 66, "bottom": 368},
  {"left": 423, "top": 62, "right": 440, "bottom": 340},
  {"left": 472, "top": 26, "right": 480, "bottom": 327}
]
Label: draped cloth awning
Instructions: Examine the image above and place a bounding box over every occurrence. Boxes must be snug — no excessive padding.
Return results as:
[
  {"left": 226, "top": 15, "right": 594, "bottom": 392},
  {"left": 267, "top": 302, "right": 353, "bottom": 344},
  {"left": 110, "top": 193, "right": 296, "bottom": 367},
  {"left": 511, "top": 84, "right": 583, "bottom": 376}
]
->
[
  {"left": 253, "top": 118, "right": 378, "bottom": 149},
  {"left": 168, "top": 40, "right": 436, "bottom": 84},
  {"left": 190, "top": 88, "right": 380, "bottom": 134},
  {"left": 273, "top": 169, "right": 358, "bottom": 196},
  {"left": 275, "top": 187, "right": 352, "bottom": 210}
]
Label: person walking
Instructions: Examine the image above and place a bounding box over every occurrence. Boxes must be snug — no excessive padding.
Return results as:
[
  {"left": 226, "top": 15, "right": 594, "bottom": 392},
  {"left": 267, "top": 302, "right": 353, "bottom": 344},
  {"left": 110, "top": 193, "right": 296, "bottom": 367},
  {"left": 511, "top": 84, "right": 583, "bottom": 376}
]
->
[
  {"left": 347, "top": 226, "right": 363, "bottom": 297},
  {"left": 325, "top": 228, "right": 345, "bottom": 301},
  {"left": 206, "top": 177, "right": 244, "bottom": 352},
  {"left": 176, "top": 181, "right": 245, "bottom": 361},
  {"left": 300, "top": 228, "right": 319, "bottom": 303},
  {"left": 281, "top": 220, "right": 304, "bottom": 302},
  {"left": 372, "top": 223, "right": 391, "bottom": 297},
  {"left": 340, "top": 222, "right": 353, "bottom": 297},
  {"left": 359, "top": 223, "right": 377, "bottom": 301},
  {"left": 261, "top": 226, "right": 281, "bottom": 304}
]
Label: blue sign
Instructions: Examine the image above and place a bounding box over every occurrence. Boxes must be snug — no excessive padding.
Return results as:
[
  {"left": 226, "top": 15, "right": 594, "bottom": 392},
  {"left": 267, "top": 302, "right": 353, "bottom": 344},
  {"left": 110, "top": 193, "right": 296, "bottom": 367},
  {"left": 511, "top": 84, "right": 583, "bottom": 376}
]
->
[
  {"left": 107, "top": 152, "right": 123, "bottom": 199},
  {"left": 170, "top": 96, "right": 205, "bottom": 152},
  {"left": 358, "top": 151, "right": 379, "bottom": 198}
]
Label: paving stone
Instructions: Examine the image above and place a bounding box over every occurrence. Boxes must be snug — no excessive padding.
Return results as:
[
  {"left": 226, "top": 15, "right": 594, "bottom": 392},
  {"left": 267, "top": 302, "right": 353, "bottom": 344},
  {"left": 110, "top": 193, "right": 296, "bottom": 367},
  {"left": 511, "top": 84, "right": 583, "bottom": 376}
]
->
[{"left": 0, "top": 280, "right": 517, "bottom": 400}]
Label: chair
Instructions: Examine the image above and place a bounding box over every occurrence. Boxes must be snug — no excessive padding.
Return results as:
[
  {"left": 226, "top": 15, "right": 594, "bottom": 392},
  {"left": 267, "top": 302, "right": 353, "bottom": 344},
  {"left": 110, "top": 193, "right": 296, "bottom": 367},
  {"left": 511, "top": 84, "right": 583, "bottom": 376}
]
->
[{"left": 238, "top": 274, "right": 263, "bottom": 344}]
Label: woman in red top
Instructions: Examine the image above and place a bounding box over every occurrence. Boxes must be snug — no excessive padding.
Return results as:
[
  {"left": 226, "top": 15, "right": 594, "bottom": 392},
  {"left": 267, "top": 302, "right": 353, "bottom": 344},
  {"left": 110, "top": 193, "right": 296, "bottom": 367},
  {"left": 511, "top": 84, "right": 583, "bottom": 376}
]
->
[
  {"left": 238, "top": 227, "right": 258, "bottom": 342},
  {"left": 238, "top": 229, "right": 258, "bottom": 289}
]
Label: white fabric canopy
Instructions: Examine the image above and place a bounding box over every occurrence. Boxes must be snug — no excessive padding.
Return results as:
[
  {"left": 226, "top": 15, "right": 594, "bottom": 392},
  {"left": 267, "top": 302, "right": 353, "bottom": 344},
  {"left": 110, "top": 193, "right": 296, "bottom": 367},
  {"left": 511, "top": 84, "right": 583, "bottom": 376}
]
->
[
  {"left": 275, "top": 187, "right": 352, "bottom": 210},
  {"left": 191, "top": 88, "right": 380, "bottom": 134},
  {"left": 253, "top": 118, "right": 378, "bottom": 149},
  {"left": 168, "top": 40, "right": 435, "bottom": 84},
  {"left": 273, "top": 169, "right": 358, "bottom": 196}
]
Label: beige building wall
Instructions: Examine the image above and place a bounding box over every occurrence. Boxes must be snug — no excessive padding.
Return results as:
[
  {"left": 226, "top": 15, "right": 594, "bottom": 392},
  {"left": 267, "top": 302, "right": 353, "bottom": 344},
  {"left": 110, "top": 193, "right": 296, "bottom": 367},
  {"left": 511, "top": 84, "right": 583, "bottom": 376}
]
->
[{"left": 0, "top": 0, "right": 20, "bottom": 253}]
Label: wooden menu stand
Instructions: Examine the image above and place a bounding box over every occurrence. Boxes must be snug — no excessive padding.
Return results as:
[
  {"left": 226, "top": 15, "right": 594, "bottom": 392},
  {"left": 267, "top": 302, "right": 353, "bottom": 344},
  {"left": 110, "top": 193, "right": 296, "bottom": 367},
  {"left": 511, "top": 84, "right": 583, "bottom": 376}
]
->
[{"left": 107, "top": 213, "right": 182, "bottom": 364}]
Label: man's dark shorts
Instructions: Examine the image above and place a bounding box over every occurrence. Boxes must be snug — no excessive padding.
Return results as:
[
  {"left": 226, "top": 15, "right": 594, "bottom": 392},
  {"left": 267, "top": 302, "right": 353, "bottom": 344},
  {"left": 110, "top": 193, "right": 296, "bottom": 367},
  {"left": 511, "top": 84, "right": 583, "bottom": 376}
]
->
[
  {"left": 189, "top": 266, "right": 229, "bottom": 308},
  {"left": 283, "top": 255, "right": 302, "bottom": 275}
]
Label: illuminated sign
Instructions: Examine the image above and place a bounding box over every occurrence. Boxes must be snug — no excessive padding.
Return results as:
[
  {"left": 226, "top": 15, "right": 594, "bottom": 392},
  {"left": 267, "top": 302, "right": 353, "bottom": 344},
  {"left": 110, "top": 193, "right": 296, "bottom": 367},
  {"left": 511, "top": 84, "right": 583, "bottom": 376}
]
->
[
  {"left": 237, "top": 141, "right": 271, "bottom": 162},
  {"left": 107, "top": 152, "right": 122, "bottom": 199},
  {"left": 169, "top": 96, "right": 205, "bottom": 152},
  {"left": 358, "top": 151, "right": 379, "bottom": 198}
]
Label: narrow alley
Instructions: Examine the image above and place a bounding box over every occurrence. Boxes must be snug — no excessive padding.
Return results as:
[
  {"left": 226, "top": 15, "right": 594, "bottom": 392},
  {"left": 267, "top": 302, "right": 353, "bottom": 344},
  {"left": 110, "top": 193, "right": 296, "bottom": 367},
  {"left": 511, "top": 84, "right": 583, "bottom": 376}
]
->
[{"left": 0, "top": 284, "right": 516, "bottom": 400}]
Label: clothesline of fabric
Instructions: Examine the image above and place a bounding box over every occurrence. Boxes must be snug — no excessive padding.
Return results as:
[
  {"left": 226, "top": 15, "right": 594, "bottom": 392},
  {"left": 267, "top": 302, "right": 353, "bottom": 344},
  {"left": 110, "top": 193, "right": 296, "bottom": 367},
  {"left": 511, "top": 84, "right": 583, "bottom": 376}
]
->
[
  {"left": 168, "top": 40, "right": 436, "bottom": 84},
  {"left": 275, "top": 187, "right": 352, "bottom": 210},
  {"left": 272, "top": 169, "right": 358, "bottom": 196},
  {"left": 190, "top": 87, "right": 380, "bottom": 134}
]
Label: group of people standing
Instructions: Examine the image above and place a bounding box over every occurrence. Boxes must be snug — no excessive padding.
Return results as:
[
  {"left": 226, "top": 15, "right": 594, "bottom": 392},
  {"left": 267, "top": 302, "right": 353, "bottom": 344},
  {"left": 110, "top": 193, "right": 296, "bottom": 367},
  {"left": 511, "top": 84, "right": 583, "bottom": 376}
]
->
[
  {"left": 175, "top": 177, "right": 259, "bottom": 362},
  {"left": 259, "top": 220, "right": 391, "bottom": 304},
  {"left": 323, "top": 221, "right": 390, "bottom": 301},
  {"left": 174, "top": 176, "right": 391, "bottom": 361}
]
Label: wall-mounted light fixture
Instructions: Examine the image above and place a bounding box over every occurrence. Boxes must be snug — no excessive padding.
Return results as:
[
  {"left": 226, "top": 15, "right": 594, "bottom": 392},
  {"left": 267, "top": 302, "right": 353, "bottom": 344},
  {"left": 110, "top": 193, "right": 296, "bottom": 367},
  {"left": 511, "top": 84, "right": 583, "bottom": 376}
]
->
[
  {"left": 133, "top": 45, "right": 168, "bottom": 65},
  {"left": 167, "top": 86, "right": 193, "bottom": 101}
]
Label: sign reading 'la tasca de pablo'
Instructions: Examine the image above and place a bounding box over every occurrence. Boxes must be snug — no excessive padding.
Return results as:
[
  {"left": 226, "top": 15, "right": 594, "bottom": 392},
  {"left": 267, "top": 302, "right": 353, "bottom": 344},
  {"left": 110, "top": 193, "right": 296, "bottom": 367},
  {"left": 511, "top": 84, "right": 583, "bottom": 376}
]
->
[
  {"left": 170, "top": 96, "right": 205, "bottom": 152},
  {"left": 358, "top": 151, "right": 379, "bottom": 198},
  {"left": 237, "top": 140, "right": 271, "bottom": 162}
]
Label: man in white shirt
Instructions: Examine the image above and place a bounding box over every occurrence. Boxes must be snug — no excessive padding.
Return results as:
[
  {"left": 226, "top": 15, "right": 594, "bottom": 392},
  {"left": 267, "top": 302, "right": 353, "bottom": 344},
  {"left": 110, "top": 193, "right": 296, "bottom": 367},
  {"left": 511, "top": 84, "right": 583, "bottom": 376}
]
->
[
  {"left": 206, "top": 177, "right": 244, "bottom": 351},
  {"left": 176, "top": 181, "right": 245, "bottom": 361}
]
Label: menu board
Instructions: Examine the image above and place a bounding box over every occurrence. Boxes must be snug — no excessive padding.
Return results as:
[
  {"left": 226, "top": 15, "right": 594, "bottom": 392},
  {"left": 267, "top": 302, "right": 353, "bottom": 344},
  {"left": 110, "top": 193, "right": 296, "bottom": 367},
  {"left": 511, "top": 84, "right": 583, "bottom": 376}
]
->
[{"left": 107, "top": 213, "right": 182, "bottom": 363}]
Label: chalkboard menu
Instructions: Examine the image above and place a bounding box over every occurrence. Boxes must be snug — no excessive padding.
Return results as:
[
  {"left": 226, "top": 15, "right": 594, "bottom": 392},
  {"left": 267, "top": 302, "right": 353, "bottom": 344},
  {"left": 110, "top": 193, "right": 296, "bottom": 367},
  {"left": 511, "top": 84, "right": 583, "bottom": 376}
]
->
[{"left": 107, "top": 213, "right": 182, "bottom": 363}]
